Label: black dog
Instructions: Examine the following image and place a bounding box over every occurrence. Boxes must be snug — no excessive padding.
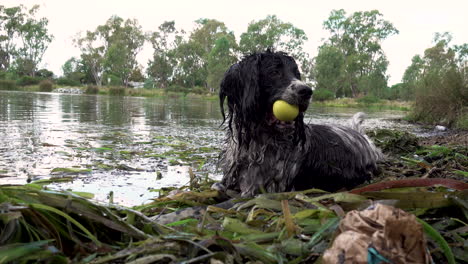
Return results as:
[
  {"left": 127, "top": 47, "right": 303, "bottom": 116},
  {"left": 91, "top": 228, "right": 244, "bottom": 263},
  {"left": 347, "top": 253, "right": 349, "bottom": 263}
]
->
[{"left": 218, "top": 50, "right": 383, "bottom": 197}]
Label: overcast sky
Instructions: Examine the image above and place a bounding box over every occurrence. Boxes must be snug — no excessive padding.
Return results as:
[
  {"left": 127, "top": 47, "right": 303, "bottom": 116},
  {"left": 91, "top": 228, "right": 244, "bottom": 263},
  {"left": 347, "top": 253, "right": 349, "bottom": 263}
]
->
[{"left": 3, "top": 0, "right": 468, "bottom": 85}]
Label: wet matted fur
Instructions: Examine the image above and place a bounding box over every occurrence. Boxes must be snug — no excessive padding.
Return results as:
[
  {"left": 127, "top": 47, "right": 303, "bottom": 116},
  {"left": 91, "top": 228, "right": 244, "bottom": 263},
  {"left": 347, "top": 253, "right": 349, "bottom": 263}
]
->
[{"left": 218, "top": 50, "right": 383, "bottom": 197}]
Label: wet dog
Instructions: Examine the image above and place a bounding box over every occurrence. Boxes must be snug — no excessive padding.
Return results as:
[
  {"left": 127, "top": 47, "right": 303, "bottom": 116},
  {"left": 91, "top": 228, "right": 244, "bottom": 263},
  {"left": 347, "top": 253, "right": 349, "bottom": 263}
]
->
[{"left": 217, "top": 50, "right": 382, "bottom": 197}]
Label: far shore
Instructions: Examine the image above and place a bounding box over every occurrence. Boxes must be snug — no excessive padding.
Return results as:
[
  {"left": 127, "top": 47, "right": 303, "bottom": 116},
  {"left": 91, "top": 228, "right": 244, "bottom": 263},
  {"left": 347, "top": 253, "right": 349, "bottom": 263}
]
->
[{"left": 3, "top": 85, "right": 412, "bottom": 111}]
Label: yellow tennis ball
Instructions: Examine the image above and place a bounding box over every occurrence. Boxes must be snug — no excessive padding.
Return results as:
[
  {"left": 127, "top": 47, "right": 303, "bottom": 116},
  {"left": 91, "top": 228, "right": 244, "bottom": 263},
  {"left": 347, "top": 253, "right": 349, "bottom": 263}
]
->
[{"left": 272, "top": 100, "right": 299, "bottom": 121}]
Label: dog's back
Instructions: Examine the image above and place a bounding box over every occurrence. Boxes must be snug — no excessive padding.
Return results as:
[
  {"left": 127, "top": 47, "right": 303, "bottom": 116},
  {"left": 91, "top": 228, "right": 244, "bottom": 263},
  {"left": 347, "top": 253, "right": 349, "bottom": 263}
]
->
[{"left": 292, "top": 117, "right": 382, "bottom": 192}]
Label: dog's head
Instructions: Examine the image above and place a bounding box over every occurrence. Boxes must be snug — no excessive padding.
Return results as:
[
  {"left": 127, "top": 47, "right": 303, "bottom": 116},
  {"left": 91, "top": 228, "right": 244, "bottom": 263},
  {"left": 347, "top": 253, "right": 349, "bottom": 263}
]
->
[{"left": 220, "top": 50, "right": 312, "bottom": 144}]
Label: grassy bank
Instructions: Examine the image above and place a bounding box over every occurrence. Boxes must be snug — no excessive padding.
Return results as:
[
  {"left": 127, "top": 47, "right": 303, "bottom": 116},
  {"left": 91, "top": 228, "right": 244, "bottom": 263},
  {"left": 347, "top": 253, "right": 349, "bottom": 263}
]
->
[{"left": 314, "top": 97, "right": 412, "bottom": 111}]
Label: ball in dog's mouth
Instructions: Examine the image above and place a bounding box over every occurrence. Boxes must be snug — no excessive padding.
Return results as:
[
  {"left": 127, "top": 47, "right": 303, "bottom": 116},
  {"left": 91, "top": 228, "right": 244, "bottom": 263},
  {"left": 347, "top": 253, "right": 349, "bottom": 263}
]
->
[{"left": 272, "top": 100, "right": 299, "bottom": 121}]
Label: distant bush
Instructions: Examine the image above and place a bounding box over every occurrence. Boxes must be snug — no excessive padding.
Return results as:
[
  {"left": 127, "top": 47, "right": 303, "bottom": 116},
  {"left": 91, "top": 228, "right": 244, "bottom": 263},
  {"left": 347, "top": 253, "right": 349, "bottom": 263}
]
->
[
  {"left": 17, "top": 76, "right": 43, "bottom": 86},
  {"left": 412, "top": 68, "right": 466, "bottom": 127},
  {"left": 313, "top": 89, "right": 335, "bottom": 101},
  {"left": 167, "top": 85, "right": 190, "bottom": 94},
  {"left": 191, "top": 86, "right": 208, "bottom": 95},
  {"left": 109, "top": 86, "right": 125, "bottom": 96},
  {"left": 36, "top": 69, "right": 54, "bottom": 78},
  {"left": 0, "top": 79, "right": 18, "bottom": 90},
  {"left": 144, "top": 79, "right": 156, "bottom": 89},
  {"left": 85, "top": 85, "right": 99, "bottom": 94},
  {"left": 56, "top": 77, "right": 81, "bottom": 86},
  {"left": 357, "top": 95, "right": 381, "bottom": 105},
  {"left": 39, "top": 79, "right": 54, "bottom": 92}
]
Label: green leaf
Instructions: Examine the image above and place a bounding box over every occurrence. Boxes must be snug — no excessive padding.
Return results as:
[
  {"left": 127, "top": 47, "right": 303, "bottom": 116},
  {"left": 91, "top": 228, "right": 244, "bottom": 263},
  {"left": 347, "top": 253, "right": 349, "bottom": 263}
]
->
[
  {"left": 417, "top": 218, "right": 455, "bottom": 264},
  {"left": 29, "top": 203, "right": 101, "bottom": 246},
  {"left": 0, "top": 240, "right": 53, "bottom": 263}
]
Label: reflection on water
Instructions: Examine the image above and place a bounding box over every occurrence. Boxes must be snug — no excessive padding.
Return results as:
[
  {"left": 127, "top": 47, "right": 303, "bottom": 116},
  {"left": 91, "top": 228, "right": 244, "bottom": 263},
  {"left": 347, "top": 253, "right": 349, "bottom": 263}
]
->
[{"left": 0, "top": 90, "right": 415, "bottom": 206}]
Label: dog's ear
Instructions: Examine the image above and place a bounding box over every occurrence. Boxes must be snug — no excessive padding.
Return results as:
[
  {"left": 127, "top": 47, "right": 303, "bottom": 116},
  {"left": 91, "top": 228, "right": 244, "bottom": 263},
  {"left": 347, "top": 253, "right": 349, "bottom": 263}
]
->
[{"left": 219, "top": 54, "right": 262, "bottom": 127}]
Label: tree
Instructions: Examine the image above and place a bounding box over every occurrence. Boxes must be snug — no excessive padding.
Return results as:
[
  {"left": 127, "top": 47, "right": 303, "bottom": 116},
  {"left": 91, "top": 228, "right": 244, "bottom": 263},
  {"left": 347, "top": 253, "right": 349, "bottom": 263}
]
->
[
  {"left": 239, "top": 15, "right": 310, "bottom": 78},
  {"left": 314, "top": 45, "right": 345, "bottom": 97},
  {"left": 75, "top": 16, "right": 145, "bottom": 86},
  {"left": 60, "top": 56, "right": 86, "bottom": 84},
  {"left": 147, "top": 21, "right": 181, "bottom": 89},
  {"left": 207, "top": 37, "right": 237, "bottom": 92},
  {"left": 0, "top": 5, "right": 24, "bottom": 72},
  {"left": 0, "top": 5, "right": 52, "bottom": 76},
  {"left": 100, "top": 17, "right": 145, "bottom": 86},
  {"left": 173, "top": 19, "right": 236, "bottom": 89},
  {"left": 404, "top": 32, "right": 467, "bottom": 127},
  {"left": 189, "top": 19, "right": 237, "bottom": 90},
  {"left": 148, "top": 19, "right": 237, "bottom": 90},
  {"left": 75, "top": 31, "right": 105, "bottom": 86},
  {"left": 315, "top": 9, "right": 398, "bottom": 97},
  {"left": 400, "top": 55, "right": 424, "bottom": 100},
  {"left": 239, "top": 15, "right": 307, "bottom": 56},
  {"left": 15, "top": 5, "right": 53, "bottom": 76}
]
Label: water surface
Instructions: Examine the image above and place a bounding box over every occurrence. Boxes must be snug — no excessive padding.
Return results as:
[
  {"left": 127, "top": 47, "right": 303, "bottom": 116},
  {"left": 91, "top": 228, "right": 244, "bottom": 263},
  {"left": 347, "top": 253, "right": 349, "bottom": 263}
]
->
[{"left": 0, "top": 90, "right": 416, "bottom": 205}]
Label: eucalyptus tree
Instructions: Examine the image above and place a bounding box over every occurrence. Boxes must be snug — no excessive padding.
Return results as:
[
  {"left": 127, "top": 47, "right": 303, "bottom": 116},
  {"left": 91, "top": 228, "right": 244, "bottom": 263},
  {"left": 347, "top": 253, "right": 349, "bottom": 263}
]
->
[
  {"left": 0, "top": 5, "right": 24, "bottom": 71},
  {"left": 74, "top": 30, "right": 106, "bottom": 86},
  {"left": 169, "top": 19, "right": 237, "bottom": 89},
  {"left": 75, "top": 15, "right": 145, "bottom": 86},
  {"left": 206, "top": 36, "right": 237, "bottom": 92},
  {"left": 239, "top": 15, "right": 311, "bottom": 78},
  {"left": 99, "top": 16, "right": 145, "bottom": 86},
  {"left": 147, "top": 21, "right": 182, "bottom": 89},
  {"left": 0, "top": 4, "right": 52, "bottom": 76},
  {"left": 16, "top": 5, "right": 53, "bottom": 76},
  {"left": 315, "top": 9, "right": 398, "bottom": 97},
  {"left": 189, "top": 19, "right": 237, "bottom": 91}
]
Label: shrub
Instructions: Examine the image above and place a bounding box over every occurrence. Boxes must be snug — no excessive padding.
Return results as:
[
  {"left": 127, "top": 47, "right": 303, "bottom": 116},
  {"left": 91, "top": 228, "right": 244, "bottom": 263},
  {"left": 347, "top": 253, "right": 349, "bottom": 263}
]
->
[
  {"left": 109, "top": 86, "right": 125, "bottom": 96},
  {"left": 144, "top": 79, "right": 156, "bottom": 89},
  {"left": 85, "top": 85, "right": 99, "bottom": 94},
  {"left": 191, "top": 86, "right": 208, "bottom": 95},
  {"left": 17, "top": 76, "right": 43, "bottom": 86},
  {"left": 0, "top": 79, "right": 18, "bottom": 90},
  {"left": 167, "top": 85, "right": 190, "bottom": 94},
  {"left": 411, "top": 68, "right": 466, "bottom": 127},
  {"left": 313, "top": 89, "right": 335, "bottom": 101},
  {"left": 357, "top": 95, "right": 381, "bottom": 105},
  {"left": 39, "top": 79, "right": 54, "bottom": 92}
]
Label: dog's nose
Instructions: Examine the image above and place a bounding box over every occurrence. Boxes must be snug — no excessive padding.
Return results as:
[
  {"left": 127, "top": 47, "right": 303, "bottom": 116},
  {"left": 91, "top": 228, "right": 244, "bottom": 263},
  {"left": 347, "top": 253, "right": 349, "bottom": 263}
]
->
[{"left": 295, "top": 84, "right": 313, "bottom": 98}]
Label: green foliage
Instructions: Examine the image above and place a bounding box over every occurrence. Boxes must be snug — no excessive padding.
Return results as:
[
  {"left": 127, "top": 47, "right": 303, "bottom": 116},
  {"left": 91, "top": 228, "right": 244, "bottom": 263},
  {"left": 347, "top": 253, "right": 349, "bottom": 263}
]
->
[
  {"left": 36, "top": 68, "right": 53, "bottom": 78},
  {"left": 312, "top": 89, "right": 335, "bottom": 102},
  {"left": 166, "top": 85, "right": 190, "bottom": 94},
  {"left": 38, "top": 79, "right": 53, "bottom": 92},
  {"left": 17, "top": 75, "right": 42, "bottom": 86},
  {"left": 93, "top": 16, "right": 146, "bottom": 87},
  {"left": 356, "top": 95, "right": 381, "bottom": 105},
  {"left": 144, "top": 78, "right": 156, "bottom": 89},
  {"left": 404, "top": 33, "right": 467, "bottom": 128},
  {"left": 207, "top": 36, "right": 237, "bottom": 92},
  {"left": 191, "top": 86, "right": 208, "bottom": 95},
  {"left": 103, "top": 73, "right": 121, "bottom": 86},
  {"left": 316, "top": 9, "right": 398, "bottom": 97},
  {"left": 108, "top": 86, "right": 125, "bottom": 96},
  {"left": 239, "top": 15, "right": 311, "bottom": 79},
  {"left": 85, "top": 85, "right": 99, "bottom": 94},
  {"left": 0, "top": 79, "right": 18, "bottom": 90}
]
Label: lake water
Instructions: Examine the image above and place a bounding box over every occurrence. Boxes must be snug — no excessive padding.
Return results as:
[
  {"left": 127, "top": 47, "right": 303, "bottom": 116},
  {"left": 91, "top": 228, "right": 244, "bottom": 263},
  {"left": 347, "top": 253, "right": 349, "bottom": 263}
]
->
[{"left": 0, "top": 90, "right": 417, "bottom": 206}]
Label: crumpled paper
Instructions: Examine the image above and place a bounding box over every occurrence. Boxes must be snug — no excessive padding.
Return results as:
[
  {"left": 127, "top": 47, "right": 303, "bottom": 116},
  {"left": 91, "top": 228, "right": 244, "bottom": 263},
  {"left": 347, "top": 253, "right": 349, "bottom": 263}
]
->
[{"left": 323, "top": 203, "right": 432, "bottom": 264}]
